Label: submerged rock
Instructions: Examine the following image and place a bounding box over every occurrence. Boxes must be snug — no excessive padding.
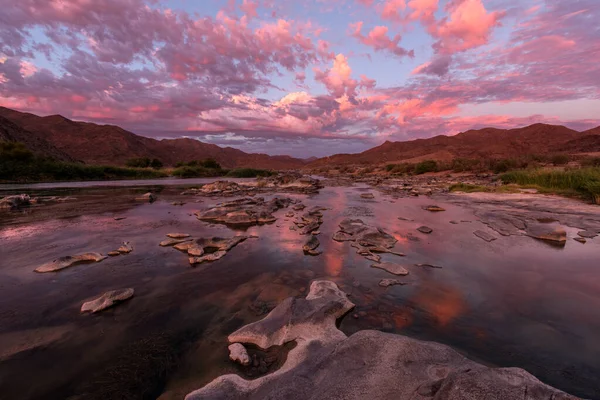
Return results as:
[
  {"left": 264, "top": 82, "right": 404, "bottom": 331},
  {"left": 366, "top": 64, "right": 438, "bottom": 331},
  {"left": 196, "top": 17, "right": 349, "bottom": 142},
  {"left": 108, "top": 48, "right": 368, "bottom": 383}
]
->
[
  {"left": 333, "top": 219, "right": 399, "bottom": 262},
  {"left": 577, "top": 230, "right": 598, "bottom": 239},
  {"left": 415, "top": 263, "right": 442, "bottom": 269},
  {"left": 185, "top": 236, "right": 255, "bottom": 265},
  {"left": 360, "top": 193, "right": 375, "bottom": 199},
  {"left": 379, "top": 279, "right": 406, "bottom": 287},
  {"left": 35, "top": 253, "right": 107, "bottom": 273},
  {"left": 303, "top": 236, "right": 321, "bottom": 256},
  {"left": 473, "top": 230, "right": 496, "bottom": 242},
  {"left": 417, "top": 226, "right": 433, "bottom": 234},
  {"left": 371, "top": 262, "right": 409, "bottom": 276},
  {"left": 185, "top": 280, "right": 576, "bottom": 400},
  {"left": 228, "top": 343, "right": 250, "bottom": 366},
  {"left": 80, "top": 288, "right": 134, "bottom": 313},
  {"left": 573, "top": 237, "right": 587, "bottom": 244}
]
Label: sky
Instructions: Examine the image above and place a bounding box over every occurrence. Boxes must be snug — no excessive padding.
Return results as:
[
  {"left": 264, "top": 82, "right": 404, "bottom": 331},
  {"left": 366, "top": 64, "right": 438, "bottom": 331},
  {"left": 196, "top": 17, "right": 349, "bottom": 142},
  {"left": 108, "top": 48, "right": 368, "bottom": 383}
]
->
[{"left": 0, "top": 0, "right": 599, "bottom": 158}]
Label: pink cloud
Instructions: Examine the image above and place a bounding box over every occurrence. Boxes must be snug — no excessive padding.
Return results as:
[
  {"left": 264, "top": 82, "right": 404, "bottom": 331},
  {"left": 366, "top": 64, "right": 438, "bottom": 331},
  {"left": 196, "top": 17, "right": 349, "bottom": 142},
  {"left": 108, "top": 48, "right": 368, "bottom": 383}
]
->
[{"left": 349, "top": 22, "right": 414, "bottom": 57}]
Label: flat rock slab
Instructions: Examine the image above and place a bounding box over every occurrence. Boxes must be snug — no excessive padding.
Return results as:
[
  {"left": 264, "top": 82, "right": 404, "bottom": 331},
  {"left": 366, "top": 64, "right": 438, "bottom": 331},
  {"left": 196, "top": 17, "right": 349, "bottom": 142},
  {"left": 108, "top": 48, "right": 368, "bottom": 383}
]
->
[
  {"left": 577, "top": 230, "right": 598, "bottom": 238},
  {"left": 185, "top": 280, "right": 577, "bottom": 400},
  {"left": 573, "top": 237, "right": 587, "bottom": 244},
  {"left": 35, "top": 253, "right": 107, "bottom": 273},
  {"left": 360, "top": 193, "right": 375, "bottom": 199},
  {"left": 135, "top": 192, "right": 156, "bottom": 202},
  {"left": 423, "top": 205, "right": 445, "bottom": 212},
  {"left": 371, "top": 262, "right": 409, "bottom": 276},
  {"left": 167, "top": 233, "right": 191, "bottom": 239},
  {"left": 379, "top": 279, "right": 406, "bottom": 287},
  {"left": 415, "top": 263, "right": 442, "bottom": 269},
  {"left": 473, "top": 230, "right": 496, "bottom": 242},
  {"left": 81, "top": 288, "right": 134, "bottom": 313},
  {"left": 160, "top": 238, "right": 193, "bottom": 247},
  {"left": 526, "top": 225, "right": 567, "bottom": 244},
  {"left": 117, "top": 242, "right": 133, "bottom": 253},
  {"left": 417, "top": 226, "right": 433, "bottom": 234}
]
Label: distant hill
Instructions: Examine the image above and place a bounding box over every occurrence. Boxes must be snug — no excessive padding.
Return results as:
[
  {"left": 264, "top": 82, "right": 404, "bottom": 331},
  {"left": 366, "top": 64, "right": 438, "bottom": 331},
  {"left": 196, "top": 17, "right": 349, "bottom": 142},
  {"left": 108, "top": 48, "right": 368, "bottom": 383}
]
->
[
  {"left": 309, "top": 123, "right": 600, "bottom": 167},
  {"left": 0, "top": 107, "right": 306, "bottom": 169}
]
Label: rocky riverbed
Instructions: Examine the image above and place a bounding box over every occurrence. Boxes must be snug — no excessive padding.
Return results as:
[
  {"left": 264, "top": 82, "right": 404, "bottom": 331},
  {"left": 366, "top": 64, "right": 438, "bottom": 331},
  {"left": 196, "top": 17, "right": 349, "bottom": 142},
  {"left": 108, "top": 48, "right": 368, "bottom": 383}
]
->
[{"left": 0, "top": 175, "right": 599, "bottom": 399}]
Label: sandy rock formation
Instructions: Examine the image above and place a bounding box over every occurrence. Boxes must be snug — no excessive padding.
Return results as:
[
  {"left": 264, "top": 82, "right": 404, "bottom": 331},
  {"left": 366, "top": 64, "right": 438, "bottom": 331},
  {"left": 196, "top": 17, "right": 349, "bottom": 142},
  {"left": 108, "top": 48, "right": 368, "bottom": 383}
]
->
[
  {"left": 185, "top": 280, "right": 578, "bottom": 400},
  {"left": 80, "top": 288, "right": 134, "bottom": 313},
  {"left": 35, "top": 253, "right": 107, "bottom": 273}
]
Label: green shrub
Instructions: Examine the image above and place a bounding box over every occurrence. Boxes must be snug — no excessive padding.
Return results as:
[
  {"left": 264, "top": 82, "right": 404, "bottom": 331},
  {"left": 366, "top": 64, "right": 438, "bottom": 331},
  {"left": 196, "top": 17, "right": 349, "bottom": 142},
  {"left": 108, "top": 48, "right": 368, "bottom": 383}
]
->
[
  {"left": 226, "top": 168, "right": 273, "bottom": 178},
  {"left": 150, "top": 158, "right": 163, "bottom": 169},
  {"left": 501, "top": 167, "right": 600, "bottom": 203},
  {"left": 125, "top": 157, "right": 152, "bottom": 168},
  {"left": 414, "top": 160, "right": 438, "bottom": 175}
]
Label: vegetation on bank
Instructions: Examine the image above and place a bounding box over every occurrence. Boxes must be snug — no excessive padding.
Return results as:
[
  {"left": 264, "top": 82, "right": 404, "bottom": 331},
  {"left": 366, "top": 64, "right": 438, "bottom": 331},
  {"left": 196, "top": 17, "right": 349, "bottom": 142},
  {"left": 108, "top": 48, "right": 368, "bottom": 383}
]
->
[
  {"left": 226, "top": 168, "right": 274, "bottom": 178},
  {"left": 0, "top": 142, "right": 167, "bottom": 182},
  {"left": 125, "top": 157, "right": 163, "bottom": 169},
  {"left": 501, "top": 168, "right": 600, "bottom": 204}
]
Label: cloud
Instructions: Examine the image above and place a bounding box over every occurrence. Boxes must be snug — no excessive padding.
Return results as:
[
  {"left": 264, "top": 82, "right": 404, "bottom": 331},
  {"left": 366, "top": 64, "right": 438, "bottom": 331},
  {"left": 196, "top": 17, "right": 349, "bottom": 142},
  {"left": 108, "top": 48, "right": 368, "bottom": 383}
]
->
[{"left": 349, "top": 22, "right": 414, "bottom": 58}]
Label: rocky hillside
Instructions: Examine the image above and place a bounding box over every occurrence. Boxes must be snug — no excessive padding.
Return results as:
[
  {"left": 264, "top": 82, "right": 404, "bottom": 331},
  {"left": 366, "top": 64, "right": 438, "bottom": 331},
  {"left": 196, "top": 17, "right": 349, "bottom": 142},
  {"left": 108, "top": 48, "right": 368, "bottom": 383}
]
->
[
  {"left": 0, "top": 107, "right": 306, "bottom": 169},
  {"left": 310, "top": 123, "right": 600, "bottom": 166}
]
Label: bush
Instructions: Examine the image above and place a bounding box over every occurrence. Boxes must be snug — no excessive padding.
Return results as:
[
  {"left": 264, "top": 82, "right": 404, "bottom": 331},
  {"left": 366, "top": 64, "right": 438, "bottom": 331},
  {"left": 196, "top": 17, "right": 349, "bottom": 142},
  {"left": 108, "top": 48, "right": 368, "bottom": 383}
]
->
[
  {"left": 226, "top": 168, "right": 273, "bottom": 178},
  {"left": 551, "top": 154, "right": 570, "bottom": 165},
  {"left": 126, "top": 157, "right": 152, "bottom": 168},
  {"left": 581, "top": 157, "right": 600, "bottom": 167},
  {"left": 174, "top": 158, "right": 222, "bottom": 169},
  {"left": 172, "top": 166, "right": 222, "bottom": 178},
  {"left": 0, "top": 142, "right": 166, "bottom": 182},
  {"left": 501, "top": 167, "right": 600, "bottom": 203},
  {"left": 414, "top": 160, "right": 438, "bottom": 175}
]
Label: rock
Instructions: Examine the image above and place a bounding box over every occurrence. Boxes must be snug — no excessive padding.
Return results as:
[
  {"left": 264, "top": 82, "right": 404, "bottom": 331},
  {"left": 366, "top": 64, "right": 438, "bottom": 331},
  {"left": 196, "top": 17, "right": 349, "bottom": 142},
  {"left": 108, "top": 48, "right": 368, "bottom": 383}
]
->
[
  {"left": 80, "top": 288, "right": 134, "bottom": 313},
  {"left": 185, "top": 280, "right": 576, "bottom": 400},
  {"left": 477, "top": 212, "right": 526, "bottom": 236},
  {"left": 397, "top": 217, "right": 414, "bottom": 222},
  {"left": 449, "top": 220, "right": 459, "bottom": 224},
  {"left": 473, "top": 230, "right": 496, "bottom": 242},
  {"left": 189, "top": 251, "right": 227, "bottom": 265},
  {"left": 417, "top": 226, "right": 433, "bottom": 234},
  {"left": 135, "top": 192, "right": 156, "bottom": 202},
  {"left": 185, "top": 236, "right": 255, "bottom": 265},
  {"left": 303, "top": 236, "right": 321, "bottom": 256},
  {"left": 160, "top": 238, "right": 193, "bottom": 247},
  {"left": 379, "top": 279, "right": 406, "bottom": 287},
  {"left": 172, "top": 201, "right": 186, "bottom": 206},
  {"left": 334, "top": 219, "right": 398, "bottom": 262},
  {"left": 113, "top": 216, "right": 127, "bottom": 221},
  {"left": 292, "top": 204, "right": 305, "bottom": 211},
  {"left": 117, "top": 241, "right": 133, "bottom": 254},
  {"left": 167, "top": 233, "right": 191, "bottom": 239},
  {"left": 285, "top": 211, "right": 295, "bottom": 218},
  {"left": 108, "top": 251, "right": 121, "bottom": 257},
  {"left": 332, "top": 231, "right": 354, "bottom": 242},
  {"left": 187, "top": 245, "right": 205, "bottom": 257},
  {"left": 0, "top": 194, "right": 31, "bottom": 210},
  {"left": 196, "top": 197, "right": 293, "bottom": 226},
  {"left": 35, "top": 253, "right": 107, "bottom": 273},
  {"left": 573, "top": 237, "right": 586, "bottom": 244},
  {"left": 371, "top": 262, "right": 409, "bottom": 276},
  {"left": 311, "top": 231, "right": 321, "bottom": 235},
  {"left": 577, "top": 230, "right": 597, "bottom": 239},
  {"left": 415, "top": 263, "right": 442, "bottom": 269},
  {"left": 228, "top": 343, "right": 250, "bottom": 366},
  {"left": 526, "top": 225, "right": 567, "bottom": 244},
  {"left": 360, "top": 193, "right": 375, "bottom": 199},
  {"left": 173, "top": 241, "right": 196, "bottom": 251},
  {"left": 423, "top": 205, "right": 445, "bottom": 212}
]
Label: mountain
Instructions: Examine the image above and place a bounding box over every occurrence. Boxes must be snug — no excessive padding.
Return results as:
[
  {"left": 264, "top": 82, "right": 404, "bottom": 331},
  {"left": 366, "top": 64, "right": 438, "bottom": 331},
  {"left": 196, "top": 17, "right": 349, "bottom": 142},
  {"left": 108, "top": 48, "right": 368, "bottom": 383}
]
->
[
  {"left": 0, "top": 107, "right": 306, "bottom": 169},
  {"left": 310, "top": 123, "right": 600, "bottom": 167}
]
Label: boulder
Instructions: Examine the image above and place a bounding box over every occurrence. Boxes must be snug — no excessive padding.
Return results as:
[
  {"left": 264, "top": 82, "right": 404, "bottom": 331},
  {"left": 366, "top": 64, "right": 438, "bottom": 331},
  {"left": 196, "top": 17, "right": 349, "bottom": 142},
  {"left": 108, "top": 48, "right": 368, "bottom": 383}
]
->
[
  {"left": 371, "top": 262, "right": 409, "bottom": 276},
  {"left": 228, "top": 343, "right": 250, "bottom": 366},
  {"left": 81, "top": 288, "right": 134, "bottom": 313},
  {"left": 185, "top": 281, "right": 577, "bottom": 400},
  {"left": 35, "top": 253, "right": 107, "bottom": 273}
]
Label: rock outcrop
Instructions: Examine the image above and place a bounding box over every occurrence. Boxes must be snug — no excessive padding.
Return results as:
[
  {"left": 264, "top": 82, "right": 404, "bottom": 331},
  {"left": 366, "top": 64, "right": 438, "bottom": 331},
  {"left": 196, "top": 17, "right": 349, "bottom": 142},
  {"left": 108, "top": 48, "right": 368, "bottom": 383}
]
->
[
  {"left": 0, "top": 194, "right": 31, "bottom": 210},
  {"left": 195, "top": 197, "right": 293, "bottom": 226},
  {"left": 185, "top": 280, "right": 579, "bottom": 400},
  {"left": 333, "top": 219, "right": 399, "bottom": 262},
  {"left": 80, "top": 288, "right": 134, "bottom": 313},
  {"left": 35, "top": 253, "right": 107, "bottom": 273}
]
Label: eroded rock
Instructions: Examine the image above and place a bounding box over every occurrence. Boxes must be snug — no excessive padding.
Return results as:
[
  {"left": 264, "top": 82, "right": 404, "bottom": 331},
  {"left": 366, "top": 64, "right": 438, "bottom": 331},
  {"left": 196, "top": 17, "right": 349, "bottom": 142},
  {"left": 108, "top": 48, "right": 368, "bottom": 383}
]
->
[
  {"left": 417, "top": 226, "right": 433, "bottom": 234},
  {"left": 185, "top": 280, "right": 577, "bottom": 400},
  {"left": 80, "top": 288, "right": 134, "bottom": 313},
  {"left": 379, "top": 279, "right": 406, "bottom": 287},
  {"left": 135, "top": 192, "right": 156, "bottom": 202},
  {"left": 333, "top": 219, "right": 399, "bottom": 262},
  {"left": 160, "top": 238, "right": 193, "bottom": 247},
  {"left": 184, "top": 236, "right": 255, "bottom": 265},
  {"left": 303, "top": 236, "right": 321, "bottom": 256},
  {"left": 167, "top": 233, "right": 191, "bottom": 239},
  {"left": 423, "top": 205, "right": 445, "bottom": 212},
  {"left": 0, "top": 194, "right": 31, "bottom": 210},
  {"left": 526, "top": 225, "right": 567, "bottom": 244},
  {"left": 196, "top": 197, "right": 292, "bottom": 226},
  {"left": 117, "top": 241, "right": 133, "bottom": 254},
  {"left": 35, "top": 253, "right": 107, "bottom": 273}
]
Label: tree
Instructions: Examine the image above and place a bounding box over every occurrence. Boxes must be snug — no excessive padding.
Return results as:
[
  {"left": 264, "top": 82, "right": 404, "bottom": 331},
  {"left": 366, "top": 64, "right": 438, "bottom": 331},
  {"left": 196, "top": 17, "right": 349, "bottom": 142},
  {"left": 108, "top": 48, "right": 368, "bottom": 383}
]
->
[{"left": 150, "top": 158, "right": 163, "bottom": 169}]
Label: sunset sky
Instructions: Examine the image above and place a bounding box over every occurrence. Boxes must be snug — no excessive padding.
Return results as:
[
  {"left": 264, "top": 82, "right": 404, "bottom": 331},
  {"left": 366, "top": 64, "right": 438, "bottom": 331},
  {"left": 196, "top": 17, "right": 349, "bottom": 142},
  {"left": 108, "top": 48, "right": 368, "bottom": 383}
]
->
[{"left": 0, "top": 0, "right": 598, "bottom": 157}]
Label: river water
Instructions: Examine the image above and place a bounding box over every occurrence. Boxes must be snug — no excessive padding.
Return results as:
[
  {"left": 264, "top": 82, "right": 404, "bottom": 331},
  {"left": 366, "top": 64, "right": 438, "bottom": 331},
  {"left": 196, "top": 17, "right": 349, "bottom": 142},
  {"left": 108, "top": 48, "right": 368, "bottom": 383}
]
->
[{"left": 0, "top": 181, "right": 599, "bottom": 399}]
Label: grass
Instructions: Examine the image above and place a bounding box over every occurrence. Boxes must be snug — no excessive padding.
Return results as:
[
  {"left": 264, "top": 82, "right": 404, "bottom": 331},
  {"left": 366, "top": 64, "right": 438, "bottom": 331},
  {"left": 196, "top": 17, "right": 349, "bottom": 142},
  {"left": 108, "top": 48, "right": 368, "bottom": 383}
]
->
[
  {"left": 448, "top": 183, "right": 522, "bottom": 194},
  {"left": 501, "top": 168, "right": 600, "bottom": 204}
]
